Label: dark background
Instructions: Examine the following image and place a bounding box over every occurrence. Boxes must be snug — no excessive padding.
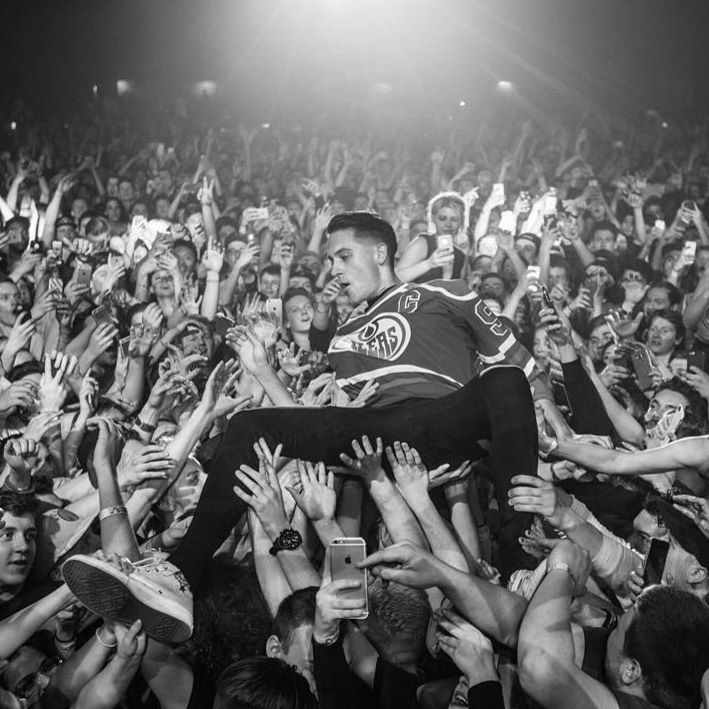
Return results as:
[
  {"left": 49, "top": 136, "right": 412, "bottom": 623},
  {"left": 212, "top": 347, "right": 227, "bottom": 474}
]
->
[{"left": 2, "top": 0, "right": 709, "bottom": 124}]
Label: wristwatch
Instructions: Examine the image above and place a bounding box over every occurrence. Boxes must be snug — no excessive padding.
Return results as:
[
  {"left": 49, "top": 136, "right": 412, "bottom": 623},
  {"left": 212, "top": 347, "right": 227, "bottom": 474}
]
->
[{"left": 269, "top": 528, "right": 303, "bottom": 555}]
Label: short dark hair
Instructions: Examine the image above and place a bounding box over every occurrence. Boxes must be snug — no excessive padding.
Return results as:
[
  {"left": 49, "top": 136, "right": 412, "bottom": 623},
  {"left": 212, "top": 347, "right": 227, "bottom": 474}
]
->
[
  {"left": 0, "top": 492, "right": 39, "bottom": 520},
  {"left": 173, "top": 238, "right": 198, "bottom": 261},
  {"left": 260, "top": 264, "right": 281, "bottom": 279},
  {"left": 592, "top": 220, "right": 618, "bottom": 237},
  {"left": 625, "top": 585, "right": 709, "bottom": 709},
  {"left": 214, "top": 657, "right": 317, "bottom": 709},
  {"left": 645, "top": 281, "right": 682, "bottom": 309},
  {"left": 646, "top": 310, "right": 685, "bottom": 345},
  {"left": 654, "top": 377, "right": 708, "bottom": 438},
  {"left": 325, "top": 211, "right": 398, "bottom": 268},
  {"left": 282, "top": 288, "right": 313, "bottom": 310},
  {"left": 273, "top": 587, "right": 316, "bottom": 650}
]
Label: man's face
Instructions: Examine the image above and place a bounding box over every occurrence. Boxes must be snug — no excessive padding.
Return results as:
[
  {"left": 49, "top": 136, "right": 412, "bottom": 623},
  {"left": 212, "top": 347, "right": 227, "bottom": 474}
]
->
[
  {"left": 285, "top": 295, "right": 314, "bottom": 334},
  {"left": 479, "top": 276, "right": 505, "bottom": 300},
  {"left": 589, "top": 323, "right": 613, "bottom": 361},
  {"left": 174, "top": 246, "right": 196, "bottom": 277},
  {"left": 0, "top": 512, "right": 36, "bottom": 592},
  {"left": 151, "top": 270, "right": 175, "bottom": 298},
  {"left": 644, "top": 389, "right": 688, "bottom": 430},
  {"left": 71, "top": 198, "right": 88, "bottom": 223},
  {"left": 155, "top": 197, "right": 171, "bottom": 220},
  {"left": 516, "top": 239, "right": 538, "bottom": 265},
  {"left": 661, "top": 537, "right": 703, "bottom": 593},
  {"left": 281, "top": 623, "right": 314, "bottom": 678},
  {"left": 289, "top": 276, "right": 312, "bottom": 293},
  {"left": 56, "top": 224, "right": 75, "bottom": 243},
  {"left": 643, "top": 287, "right": 671, "bottom": 316},
  {"left": 646, "top": 316, "right": 678, "bottom": 357},
  {"left": 590, "top": 229, "right": 617, "bottom": 253},
  {"left": 260, "top": 272, "right": 280, "bottom": 299},
  {"left": 0, "top": 283, "right": 20, "bottom": 326},
  {"left": 118, "top": 181, "right": 134, "bottom": 204},
  {"left": 181, "top": 325, "right": 212, "bottom": 358},
  {"left": 548, "top": 266, "right": 569, "bottom": 289},
  {"left": 327, "top": 229, "right": 384, "bottom": 305}
]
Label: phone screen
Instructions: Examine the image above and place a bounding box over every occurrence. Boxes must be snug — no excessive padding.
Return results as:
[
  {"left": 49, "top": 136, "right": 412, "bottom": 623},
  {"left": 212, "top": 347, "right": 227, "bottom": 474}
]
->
[
  {"left": 644, "top": 539, "right": 669, "bottom": 586},
  {"left": 75, "top": 263, "right": 92, "bottom": 286},
  {"left": 688, "top": 350, "right": 708, "bottom": 373},
  {"left": 632, "top": 346, "right": 654, "bottom": 390},
  {"left": 330, "top": 538, "right": 368, "bottom": 619}
]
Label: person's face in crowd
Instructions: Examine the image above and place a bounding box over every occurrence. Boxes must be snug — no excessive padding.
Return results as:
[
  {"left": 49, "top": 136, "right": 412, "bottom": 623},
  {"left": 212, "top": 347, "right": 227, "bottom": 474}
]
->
[
  {"left": 662, "top": 250, "right": 681, "bottom": 279},
  {"left": 286, "top": 200, "right": 301, "bottom": 220},
  {"left": 151, "top": 270, "right": 175, "bottom": 299},
  {"left": 105, "top": 198, "right": 122, "bottom": 223},
  {"left": 477, "top": 170, "right": 493, "bottom": 191},
  {"left": 118, "top": 180, "right": 135, "bottom": 205},
  {"left": 297, "top": 253, "right": 320, "bottom": 277},
  {"left": 260, "top": 272, "right": 281, "bottom": 299},
  {"left": 500, "top": 256, "right": 517, "bottom": 284},
  {"left": 587, "top": 201, "right": 605, "bottom": 220},
  {"left": 181, "top": 324, "right": 213, "bottom": 359},
  {"left": 4, "top": 644, "right": 56, "bottom": 706},
  {"left": 71, "top": 198, "right": 88, "bottom": 223},
  {"left": 15, "top": 278, "right": 31, "bottom": 309},
  {"left": 130, "top": 201, "right": 150, "bottom": 219},
  {"left": 374, "top": 189, "right": 389, "bottom": 212},
  {"left": 0, "top": 282, "right": 20, "bottom": 326},
  {"left": 335, "top": 292, "right": 353, "bottom": 324},
  {"left": 154, "top": 196, "right": 171, "bottom": 220},
  {"left": 266, "top": 622, "right": 315, "bottom": 692},
  {"left": 620, "top": 214, "right": 634, "bottom": 238},
  {"left": 643, "top": 286, "right": 671, "bottom": 316},
  {"left": 548, "top": 265, "right": 569, "bottom": 290},
  {"left": 174, "top": 245, "right": 196, "bottom": 278},
  {"left": 590, "top": 228, "right": 617, "bottom": 253},
  {"left": 646, "top": 316, "right": 679, "bottom": 357},
  {"left": 533, "top": 327, "right": 551, "bottom": 369},
  {"left": 433, "top": 207, "right": 462, "bottom": 236},
  {"left": 644, "top": 388, "right": 689, "bottom": 432},
  {"left": 225, "top": 240, "right": 247, "bottom": 270},
  {"left": 56, "top": 224, "right": 75, "bottom": 243},
  {"left": 155, "top": 168, "right": 174, "bottom": 196},
  {"left": 616, "top": 233, "right": 629, "bottom": 254},
  {"left": 589, "top": 322, "right": 614, "bottom": 362},
  {"left": 479, "top": 275, "right": 505, "bottom": 301},
  {"left": 694, "top": 247, "right": 709, "bottom": 276},
  {"left": 289, "top": 276, "right": 313, "bottom": 293},
  {"left": 448, "top": 675, "right": 470, "bottom": 708},
  {"left": 0, "top": 511, "right": 36, "bottom": 594},
  {"left": 515, "top": 238, "right": 538, "bottom": 265},
  {"left": 106, "top": 176, "right": 119, "bottom": 198},
  {"left": 285, "top": 295, "right": 314, "bottom": 335},
  {"left": 661, "top": 536, "right": 708, "bottom": 599}
]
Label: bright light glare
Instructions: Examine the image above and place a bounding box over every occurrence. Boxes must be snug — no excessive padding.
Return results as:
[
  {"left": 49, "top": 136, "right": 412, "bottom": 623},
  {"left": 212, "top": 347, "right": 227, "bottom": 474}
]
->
[
  {"left": 261, "top": 123, "right": 271, "bottom": 129},
  {"left": 193, "top": 80, "right": 217, "bottom": 98},
  {"left": 661, "top": 121, "right": 669, "bottom": 128},
  {"left": 497, "top": 80, "right": 514, "bottom": 91},
  {"left": 9, "top": 122, "right": 16, "bottom": 131},
  {"left": 116, "top": 80, "right": 134, "bottom": 96},
  {"left": 459, "top": 100, "right": 466, "bottom": 107}
]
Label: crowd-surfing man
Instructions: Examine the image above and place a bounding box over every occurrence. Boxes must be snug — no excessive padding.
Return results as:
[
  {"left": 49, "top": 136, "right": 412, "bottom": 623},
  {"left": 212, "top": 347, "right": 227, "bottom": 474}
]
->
[{"left": 0, "top": 100, "right": 706, "bottom": 708}]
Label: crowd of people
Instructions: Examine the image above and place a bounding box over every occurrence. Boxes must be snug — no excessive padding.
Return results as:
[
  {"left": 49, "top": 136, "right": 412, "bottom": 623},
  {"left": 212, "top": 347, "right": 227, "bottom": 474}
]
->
[{"left": 0, "top": 98, "right": 707, "bottom": 708}]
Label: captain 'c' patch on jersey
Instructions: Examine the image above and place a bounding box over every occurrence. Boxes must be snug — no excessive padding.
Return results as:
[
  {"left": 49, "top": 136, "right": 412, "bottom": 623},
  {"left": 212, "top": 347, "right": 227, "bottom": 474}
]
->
[
  {"left": 398, "top": 290, "right": 421, "bottom": 314},
  {"left": 329, "top": 313, "right": 411, "bottom": 361}
]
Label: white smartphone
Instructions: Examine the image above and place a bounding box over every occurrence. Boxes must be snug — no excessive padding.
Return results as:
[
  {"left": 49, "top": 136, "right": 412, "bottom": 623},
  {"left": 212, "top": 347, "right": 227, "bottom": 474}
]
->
[
  {"left": 330, "top": 537, "right": 368, "bottom": 620},
  {"left": 264, "top": 297, "right": 283, "bottom": 330},
  {"left": 436, "top": 234, "right": 454, "bottom": 251},
  {"left": 655, "top": 219, "right": 666, "bottom": 231},
  {"left": 498, "top": 210, "right": 517, "bottom": 234}
]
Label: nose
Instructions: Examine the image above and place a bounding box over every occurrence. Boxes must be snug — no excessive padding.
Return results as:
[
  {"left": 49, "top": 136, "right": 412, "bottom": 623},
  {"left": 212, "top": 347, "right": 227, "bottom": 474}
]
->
[
  {"left": 331, "top": 263, "right": 343, "bottom": 278},
  {"left": 14, "top": 534, "right": 28, "bottom": 554}
]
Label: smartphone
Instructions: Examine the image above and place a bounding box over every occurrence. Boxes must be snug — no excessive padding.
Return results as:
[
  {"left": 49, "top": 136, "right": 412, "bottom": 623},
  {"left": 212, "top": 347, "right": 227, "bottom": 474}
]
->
[
  {"left": 436, "top": 234, "right": 454, "bottom": 251},
  {"left": 632, "top": 345, "right": 655, "bottom": 390},
  {"left": 119, "top": 336, "right": 131, "bottom": 359},
  {"left": 643, "top": 538, "right": 670, "bottom": 586},
  {"left": 498, "top": 210, "right": 517, "bottom": 234},
  {"left": 682, "top": 240, "right": 697, "bottom": 263},
  {"left": 243, "top": 207, "right": 269, "bottom": 223},
  {"left": 330, "top": 537, "right": 368, "bottom": 620},
  {"left": 688, "top": 350, "right": 708, "bottom": 373},
  {"left": 75, "top": 262, "right": 92, "bottom": 286},
  {"left": 92, "top": 305, "right": 112, "bottom": 327},
  {"left": 654, "top": 219, "right": 666, "bottom": 231},
  {"left": 540, "top": 285, "right": 554, "bottom": 309},
  {"left": 51, "top": 240, "right": 63, "bottom": 260},
  {"left": 526, "top": 265, "right": 541, "bottom": 282}
]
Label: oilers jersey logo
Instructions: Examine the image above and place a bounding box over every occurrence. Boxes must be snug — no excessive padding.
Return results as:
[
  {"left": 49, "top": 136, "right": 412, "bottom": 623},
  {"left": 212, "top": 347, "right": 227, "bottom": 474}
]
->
[{"left": 329, "top": 313, "right": 412, "bottom": 361}]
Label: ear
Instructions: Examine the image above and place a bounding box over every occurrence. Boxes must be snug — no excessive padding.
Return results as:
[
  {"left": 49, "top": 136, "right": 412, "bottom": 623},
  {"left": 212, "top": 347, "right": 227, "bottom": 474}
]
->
[
  {"left": 688, "top": 563, "right": 708, "bottom": 586},
  {"left": 265, "top": 634, "right": 283, "bottom": 659},
  {"left": 375, "top": 242, "right": 388, "bottom": 266},
  {"left": 620, "top": 657, "right": 643, "bottom": 687}
]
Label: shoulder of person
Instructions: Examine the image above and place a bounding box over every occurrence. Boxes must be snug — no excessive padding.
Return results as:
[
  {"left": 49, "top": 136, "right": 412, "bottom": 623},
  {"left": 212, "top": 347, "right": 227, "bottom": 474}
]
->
[{"left": 416, "top": 278, "right": 475, "bottom": 299}]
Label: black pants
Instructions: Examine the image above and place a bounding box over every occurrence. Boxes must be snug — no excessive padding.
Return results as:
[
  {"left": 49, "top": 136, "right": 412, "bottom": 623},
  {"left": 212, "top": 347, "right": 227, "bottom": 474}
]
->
[{"left": 171, "top": 365, "right": 538, "bottom": 586}]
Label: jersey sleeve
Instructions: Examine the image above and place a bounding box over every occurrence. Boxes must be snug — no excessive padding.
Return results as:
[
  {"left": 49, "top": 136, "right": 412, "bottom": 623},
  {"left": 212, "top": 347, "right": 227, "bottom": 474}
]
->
[{"left": 425, "top": 279, "right": 538, "bottom": 379}]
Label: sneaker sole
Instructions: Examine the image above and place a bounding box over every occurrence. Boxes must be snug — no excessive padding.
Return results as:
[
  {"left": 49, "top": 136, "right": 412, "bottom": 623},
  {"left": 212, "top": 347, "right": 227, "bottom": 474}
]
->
[
  {"left": 117, "top": 594, "right": 192, "bottom": 644},
  {"left": 62, "top": 556, "right": 131, "bottom": 620}
]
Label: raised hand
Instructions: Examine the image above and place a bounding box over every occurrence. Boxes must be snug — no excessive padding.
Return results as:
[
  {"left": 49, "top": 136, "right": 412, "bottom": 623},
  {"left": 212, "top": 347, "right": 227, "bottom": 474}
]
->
[
  {"left": 359, "top": 541, "right": 445, "bottom": 589},
  {"left": 86, "top": 323, "right": 119, "bottom": 362},
  {"left": 288, "top": 460, "right": 336, "bottom": 522},
  {"left": 23, "top": 411, "right": 61, "bottom": 444},
  {"left": 508, "top": 475, "right": 569, "bottom": 529},
  {"left": 386, "top": 441, "right": 430, "bottom": 502},
  {"left": 117, "top": 443, "right": 173, "bottom": 490},
  {"left": 4, "top": 437, "right": 39, "bottom": 475},
  {"left": 605, "top": 310, "right": 643, "bottom": 339},
  {"left": 339, "top": 435, "right": 386, "bottom": 482},
  {"left": 39, "top": 352, "right": 77, "bottom": 412},
  {"left": 225, "top": 326, "right": 270, "bottom": 374},
  {"left": 201, "top": 239, "right": 224, "bottom": 273},
  {"left": 0, "top": 381, "right": 38, "bottom": 416},
  {"left": 672, "top": 494, "right": 709, "bottom": 539},
  {"left": 113, "top": 619, "right": 147, "bottom": 666},
  {"left": 4, "top": 313, "right": 36, "bottom": 359},
  {"left": 78, "top": 374, "right": 98, "bottom": 420}
]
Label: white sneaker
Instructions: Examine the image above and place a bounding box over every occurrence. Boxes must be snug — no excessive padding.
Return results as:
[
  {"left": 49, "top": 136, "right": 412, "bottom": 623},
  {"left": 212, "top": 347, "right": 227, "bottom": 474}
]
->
[{"left": 62, "top": 552, "right": 193, "bottom": 644}]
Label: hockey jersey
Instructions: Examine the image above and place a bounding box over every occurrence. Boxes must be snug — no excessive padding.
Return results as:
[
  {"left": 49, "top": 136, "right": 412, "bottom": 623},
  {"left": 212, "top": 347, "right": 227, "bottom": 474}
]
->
[{"left": 327, "top": 279, "right": 539, "bottom": 408}]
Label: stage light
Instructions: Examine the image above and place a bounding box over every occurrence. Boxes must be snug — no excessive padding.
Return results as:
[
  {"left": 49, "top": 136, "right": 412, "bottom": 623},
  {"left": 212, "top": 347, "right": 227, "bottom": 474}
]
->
[
  {"left": 661, "top": 121, "right": 669, "bottom": 128},
  {"left": 116, "top": 80, "right": 134, "bottom": 96},
  {"left": 261, "top": 123, "right": 271, "bottom": 129},
  {"left": 92, "top": 85, "right": 98, "bottom": 98},
  {"left": 9, "top": 122, "right": 16, "bottom": 131},
  {"left": 192, "top": 80, "right": 217, "bottom": 98},
  {"left": 497, "top": 80, "right": 514, "bottom": 91},
  {"left": 459, "top": 100, "right": 466, "bottom": 107}
]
